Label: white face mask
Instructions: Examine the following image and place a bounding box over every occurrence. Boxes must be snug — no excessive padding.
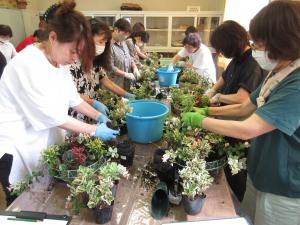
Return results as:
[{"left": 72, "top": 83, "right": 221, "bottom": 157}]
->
[
  {"left": 95, "top": 44, "right": 105, "bottom": 56},
  {"left": 252, "top": 50, "right": 278, "bottom": 71}
]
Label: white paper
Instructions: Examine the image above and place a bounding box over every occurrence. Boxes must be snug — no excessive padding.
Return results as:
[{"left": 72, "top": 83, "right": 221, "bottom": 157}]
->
[{"left": 162, "top": 217, "right": 249, "bottom": 225}]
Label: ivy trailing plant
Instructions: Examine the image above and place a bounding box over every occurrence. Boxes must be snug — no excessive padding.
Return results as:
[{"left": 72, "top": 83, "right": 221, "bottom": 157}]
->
[
  {"left": 10, "top": 171, "right": 43, "bottom": 197},
  {"left": 67, "top": 162, "right": 128, "bottom": 214}
]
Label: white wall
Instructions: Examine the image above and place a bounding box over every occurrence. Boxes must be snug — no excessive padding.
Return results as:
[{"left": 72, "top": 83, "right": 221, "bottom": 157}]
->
[
  {"left": 223, "top": 0, "right": 269, "bottom": 30},
  {"left": 0, "top": 8, "right": 26, "bottom": 46},
  {"left": 37, "top": 0, "right": 225, "bottom": 11}
]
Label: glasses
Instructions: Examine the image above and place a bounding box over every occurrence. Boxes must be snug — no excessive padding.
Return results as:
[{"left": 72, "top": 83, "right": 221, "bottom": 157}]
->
[{"left": 250, "top": 40, "right": 265, "bottom": 51}]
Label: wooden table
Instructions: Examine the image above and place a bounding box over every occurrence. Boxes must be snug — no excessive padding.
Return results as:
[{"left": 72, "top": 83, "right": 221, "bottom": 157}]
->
[{"left": 7, "top": 141, "right": 237, "bottom": 225}]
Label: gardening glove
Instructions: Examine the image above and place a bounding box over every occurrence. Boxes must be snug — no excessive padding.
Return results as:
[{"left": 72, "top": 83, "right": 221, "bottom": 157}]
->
[
  {"left": 96, "top": 113, "right": 111, "bottom": 124},
  {"left": 192, "top": 107, "right": 209, "bottom": 116},
  {"left": 94, "top": 123, "right": 119, "bottom": 141},
  {"left": 205, "top": 88, "right": 217, "bottom": 99},
  {"left": 124, "top": 92, "right": 135, "bottom": 99},
  {"left": 124, "top": 72, "right": 136, "bottom": 81},
  {"left": 133, "top": 68, "right": 141, "bottom": 80},
  {"left": 93, "top": 100, "right": 109, "bottom": 116},
  {"left": 210, "top": 93, "right": 221, "bottom": 105},
  {"left": 167, "top": 63, "right": 174, "bottom": 72},
  {"left": 181, "top": 112, "right": 206, "bottom": 128}
]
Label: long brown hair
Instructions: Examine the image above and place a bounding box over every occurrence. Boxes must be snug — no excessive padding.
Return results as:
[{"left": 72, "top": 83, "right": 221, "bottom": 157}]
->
[
  {"left": 90, "top": 19, "right": 112, "bottom": 72},
  {"left": 41, "top": 1, "right": 95, "bottom": 72}
]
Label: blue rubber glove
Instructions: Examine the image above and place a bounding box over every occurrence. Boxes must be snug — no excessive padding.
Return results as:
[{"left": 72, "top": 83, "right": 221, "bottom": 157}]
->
[
  {"left": 96, "top": 114, "right": 111, "bottom": 124},
  {"left": 93, "top": 100, "right": 109, "bottom": 116},
  {"left": 94, "top": 123, "right": 119, "bottom": 141},
  {"left": 124, "top": 92, "right": 135, "bottom": 99}
]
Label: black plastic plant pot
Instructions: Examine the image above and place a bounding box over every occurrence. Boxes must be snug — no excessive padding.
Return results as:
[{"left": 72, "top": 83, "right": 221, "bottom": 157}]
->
[
  {"left": 94, "top": 205, "right": 113, "bottom": 224},
  {"left": 119, "top": 124, "right": 128, "bottom": 136},
  {"left": 183, "top": 194, "right": 206, "bottom": 215},
  {"left": 153, "top": 149, "right": 175, "bottom": 186},
  {"left": 151, "top": 182, "right": 169, "bottom": 219},
  {"left": 111, "top": 183, "right": 118, "bottom": 198},
  {"left": 117, "top": 140, "right": 135, "bottom": 167},
  {"left": 206, "top": 155, "right": 227, "bottom": 178}
]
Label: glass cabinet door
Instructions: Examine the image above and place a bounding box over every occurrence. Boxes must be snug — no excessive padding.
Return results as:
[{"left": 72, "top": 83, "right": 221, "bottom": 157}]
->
[
  {"left": 197, "top": 16, "right": 220, "bottom": 47},
  {"left": 121, "top": 15, "right": 144, "bottom": 27},
  {"left": 146, "top": 16, "right": 168, "bottom": 47},
  {"left": 94, "top": 16, "right": 116, "bottom": 30},
  {"left": 171, "top": 17, "right": 194, "bottom": 47}
]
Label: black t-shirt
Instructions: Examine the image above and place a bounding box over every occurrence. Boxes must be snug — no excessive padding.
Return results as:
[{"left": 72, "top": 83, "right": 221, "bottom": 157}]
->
[{"left": 220, "top": 48, "right": 267, "bottom": 95}]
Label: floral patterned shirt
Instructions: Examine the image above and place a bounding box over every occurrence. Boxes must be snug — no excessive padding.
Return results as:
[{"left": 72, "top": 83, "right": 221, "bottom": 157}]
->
[{"left": 69, "top": 61, "right": 106, "bottom": 122}]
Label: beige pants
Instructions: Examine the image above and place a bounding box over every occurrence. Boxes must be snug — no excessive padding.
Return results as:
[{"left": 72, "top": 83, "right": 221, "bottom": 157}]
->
[{"left": 241, "top": 177, "right": 300, "bottom": 225}]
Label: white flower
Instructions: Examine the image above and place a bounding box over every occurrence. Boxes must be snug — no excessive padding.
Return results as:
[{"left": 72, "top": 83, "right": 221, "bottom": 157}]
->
[{"left": 162, "top": 153, "right": 170, "bottom": 162}]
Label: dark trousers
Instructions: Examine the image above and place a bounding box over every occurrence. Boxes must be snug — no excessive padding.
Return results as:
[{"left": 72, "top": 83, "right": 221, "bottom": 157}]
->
[
  {"left": 0, "top": 154, "right": 14, "bottom": 205},
  {"left": 224, "top": 164, "right": 247, "bottom": 202}
]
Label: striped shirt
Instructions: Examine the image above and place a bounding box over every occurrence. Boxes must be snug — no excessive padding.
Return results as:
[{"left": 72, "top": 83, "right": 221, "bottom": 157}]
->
[{"left": 109, "top": 40, "right": 133, "bottom": 89}]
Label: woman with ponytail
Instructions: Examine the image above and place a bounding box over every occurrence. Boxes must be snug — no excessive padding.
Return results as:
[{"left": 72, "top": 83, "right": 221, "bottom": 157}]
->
[{"left": 0, "top": 1, "right": 119, "bottom": 192}]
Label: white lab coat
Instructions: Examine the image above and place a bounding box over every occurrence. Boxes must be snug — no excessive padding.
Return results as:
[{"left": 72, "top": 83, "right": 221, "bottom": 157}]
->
[
  {"left": 0, "top": 45, "right": 83, "bottom": 184},
  {"left": 178, "top": 43, "right": 216, "bottom": 83}
]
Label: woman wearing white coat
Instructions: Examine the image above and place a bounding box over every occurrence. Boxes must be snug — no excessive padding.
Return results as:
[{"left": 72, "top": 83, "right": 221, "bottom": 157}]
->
[{"left": 0, "top": 1, "right": 118, "bottom": 202}]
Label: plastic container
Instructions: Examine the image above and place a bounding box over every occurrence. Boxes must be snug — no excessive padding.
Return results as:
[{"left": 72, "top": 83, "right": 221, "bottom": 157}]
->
[
  {"left": 126, "top": 100, "right": 169, "bottom": 143},
  {"left": 157, "top": 67, "right": 181, "bottom": 87}
]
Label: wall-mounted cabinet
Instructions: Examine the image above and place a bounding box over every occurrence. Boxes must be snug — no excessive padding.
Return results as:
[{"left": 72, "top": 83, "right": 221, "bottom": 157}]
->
[{"left": 76, "top": 11, "right": 223, "bottom": 52}]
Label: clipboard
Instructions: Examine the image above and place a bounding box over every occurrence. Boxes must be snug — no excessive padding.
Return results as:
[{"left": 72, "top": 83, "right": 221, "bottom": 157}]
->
[{"left": 0, "top": 211, "right": 71, "bottom": 225}]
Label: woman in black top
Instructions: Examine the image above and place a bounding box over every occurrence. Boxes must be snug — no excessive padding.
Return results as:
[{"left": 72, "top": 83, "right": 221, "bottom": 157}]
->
[
  {"left": 207, "top": 20, "right": 267, "bottom": 202},
  {"left": 207, "top": 20, "right": 267, "bottom": 106}
]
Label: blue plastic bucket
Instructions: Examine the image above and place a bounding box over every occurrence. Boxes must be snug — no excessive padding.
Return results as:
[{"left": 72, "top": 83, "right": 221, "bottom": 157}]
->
[
  {"left": 126, "top": 100, "right": 169, "bottom": 144},
  {"left": 157, "top": 67, "right": 181, "bottom": 87}
]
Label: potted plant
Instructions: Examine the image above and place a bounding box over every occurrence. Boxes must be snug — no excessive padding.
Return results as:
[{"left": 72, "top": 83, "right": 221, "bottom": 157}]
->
[
  {"left": 179, "top": 157, "right": 213, "bottom": 215},
  {"left": 130, "top": 80, "right": 156, "bottom": 100},
  {"left": 106, "top": 100, "right": 132, "bottom": 135},
  {"left": 225, "top": 141, "right": 249, "bottom": 175},
  {"left": 116, "top": 139, "right": 135, "bottom": 167},
  {"left": 42, "top": 133, "right": 118, "bottom": 182},
  {"left": 67, "top": 162, "right": 128, "bottom": 224}
]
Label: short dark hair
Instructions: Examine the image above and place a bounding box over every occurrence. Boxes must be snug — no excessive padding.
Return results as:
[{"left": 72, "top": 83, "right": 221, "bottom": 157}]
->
[
  {"left": 114, "top": 18, "right": 131, "bottom": 33},
  {"left": 249, "top": 0, "right": 300, "bottom": 61},
  {"left": 185, "top": 26, "right": 198, "bottom": 36},
  {"left": 41, "top": 1, "right": 95, "bottom": 73},
  {"left": 89, "top": 19, "right": 112, "bottom": 72},
  {"left": 182, "top": 33, "right": 200, "bottom": 49},
  {"left": 0, "top": 25, "right": 13, "bottom": 37},
  {"left": 210, "top": 20, "right": 249, "bottom": 58},
  {"left": 129, "top": 31, "right": 150, "bottom": 44},
  {"left": 132, "top": 22, "right": 145, "bottom": 32},
  {"left": 33, "top": 29, "right": 42, "bottom": 40},
  {"left": 0, "top": 51, "right": 6, "bottom": 78}
]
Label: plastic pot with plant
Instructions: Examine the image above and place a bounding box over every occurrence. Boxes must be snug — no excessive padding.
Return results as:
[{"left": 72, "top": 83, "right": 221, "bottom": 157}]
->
[
  {"left": 179, "top": 158, "right": 213, "bottom": 215},
  {"left": 41, "top": 133, "right": 118, "bottom": 182},
  {"left": 116, "top": 139, "right": 135, "bottom": 167},
  {"left": 67, "top": 162, "right": 128, "bottom": 224}
]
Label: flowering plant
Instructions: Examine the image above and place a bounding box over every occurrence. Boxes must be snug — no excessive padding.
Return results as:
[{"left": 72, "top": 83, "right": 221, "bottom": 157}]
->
[{"left": 42, "top": 133, "right": 118, "bottom": 182}]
